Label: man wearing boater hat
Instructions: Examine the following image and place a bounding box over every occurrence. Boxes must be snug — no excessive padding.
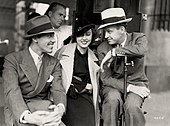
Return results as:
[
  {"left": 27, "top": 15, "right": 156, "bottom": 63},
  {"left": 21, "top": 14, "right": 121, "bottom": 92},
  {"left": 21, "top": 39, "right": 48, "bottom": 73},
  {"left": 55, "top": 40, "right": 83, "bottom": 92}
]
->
[
  {"left": 97, "top": 8, "right": 150, "bottom": 126},
  {"left": 2, "top": 15, "right": 66, "bottom": 126}
]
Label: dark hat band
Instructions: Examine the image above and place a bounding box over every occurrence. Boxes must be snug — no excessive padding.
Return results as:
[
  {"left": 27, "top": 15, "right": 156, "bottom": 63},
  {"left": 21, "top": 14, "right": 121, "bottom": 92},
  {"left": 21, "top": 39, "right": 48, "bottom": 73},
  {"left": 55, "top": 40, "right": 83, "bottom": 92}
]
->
[
  {"left": 103, "top": 16, "right": 126, "bottom": 24},
  {"left": 73, "top": 24, "right": 94, "bottom": 37},
  {"left": 27, "top": 23, "right": 53, "bottom": 35}
]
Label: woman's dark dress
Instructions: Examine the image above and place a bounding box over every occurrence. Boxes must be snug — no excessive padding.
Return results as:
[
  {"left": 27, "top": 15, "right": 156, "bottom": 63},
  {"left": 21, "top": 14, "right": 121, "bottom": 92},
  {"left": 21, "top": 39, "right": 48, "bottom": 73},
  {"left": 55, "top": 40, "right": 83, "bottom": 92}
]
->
[{"left": 62, "top": 48, "right": 95, "bottom": 126}]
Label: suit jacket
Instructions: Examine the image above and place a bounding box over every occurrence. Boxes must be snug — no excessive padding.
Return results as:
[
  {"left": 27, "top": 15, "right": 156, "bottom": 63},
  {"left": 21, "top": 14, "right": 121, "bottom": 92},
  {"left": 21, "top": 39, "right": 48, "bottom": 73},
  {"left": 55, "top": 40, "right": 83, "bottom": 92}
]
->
[
  {"left": 97, "top": 32, "right": 149, "bottom": 93},
  {"left": 2, "top": 49, "right": 66, "bottom": 126},
  {"left": 55, "top": 43, "right": 100, "bottom": 126}
]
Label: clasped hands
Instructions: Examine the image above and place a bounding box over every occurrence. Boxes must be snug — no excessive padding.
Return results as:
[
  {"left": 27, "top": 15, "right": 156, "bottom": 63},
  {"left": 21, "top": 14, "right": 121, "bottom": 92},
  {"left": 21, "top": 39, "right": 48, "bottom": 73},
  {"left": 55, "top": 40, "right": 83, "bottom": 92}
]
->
[
  {"left": 68, "top": 83, "right": 93, "bottom": 99},
  {"left": 80, "top": 83, "right": 93, "bottom": 94},
  {"left": 24, "top": 105, "right": 64, "bottom": 126}
]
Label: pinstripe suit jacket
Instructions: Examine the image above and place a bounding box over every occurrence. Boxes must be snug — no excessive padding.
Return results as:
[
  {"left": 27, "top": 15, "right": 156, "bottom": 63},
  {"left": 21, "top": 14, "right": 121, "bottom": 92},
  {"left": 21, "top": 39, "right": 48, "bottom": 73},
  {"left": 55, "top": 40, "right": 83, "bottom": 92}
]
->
[{"left": 2, "top": 49, "right": 66, "bottom": 126}]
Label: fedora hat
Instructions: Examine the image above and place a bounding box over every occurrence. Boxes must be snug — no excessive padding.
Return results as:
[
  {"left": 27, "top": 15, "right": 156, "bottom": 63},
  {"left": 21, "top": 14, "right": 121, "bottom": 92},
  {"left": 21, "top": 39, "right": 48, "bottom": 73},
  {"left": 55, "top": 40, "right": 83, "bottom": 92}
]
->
[
  {"left": 73, "top": 17, "right": 94, "bottom": 37},
  {"left": 25, "top": 15, "right": 55, "bottom": 39},
  {"left": 98, "top": 8, "right": 132, "bottom": 29}
]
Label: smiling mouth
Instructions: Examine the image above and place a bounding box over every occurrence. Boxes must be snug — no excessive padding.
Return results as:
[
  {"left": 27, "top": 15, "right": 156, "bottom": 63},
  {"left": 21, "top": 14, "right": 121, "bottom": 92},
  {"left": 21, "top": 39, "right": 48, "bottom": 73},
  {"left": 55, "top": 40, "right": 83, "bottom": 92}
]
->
[{"left": 81, "top": 42, "right": 89, "bottom": 44}]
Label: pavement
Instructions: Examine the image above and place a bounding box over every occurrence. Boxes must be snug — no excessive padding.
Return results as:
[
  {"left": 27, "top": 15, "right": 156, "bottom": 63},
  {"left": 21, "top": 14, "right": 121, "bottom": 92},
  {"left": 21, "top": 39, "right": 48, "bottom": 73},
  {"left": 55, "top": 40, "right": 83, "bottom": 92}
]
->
[{"left": 143, "top": 91, "right": 170, "bottom": 126}]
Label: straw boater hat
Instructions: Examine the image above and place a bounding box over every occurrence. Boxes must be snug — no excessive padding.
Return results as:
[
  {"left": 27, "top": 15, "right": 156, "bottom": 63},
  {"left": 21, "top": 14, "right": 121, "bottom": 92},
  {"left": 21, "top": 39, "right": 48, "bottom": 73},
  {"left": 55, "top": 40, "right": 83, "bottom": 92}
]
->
[
  {"left": 24, "top": 15, "right": 55, "bottom": 39},
  {"left": 98, "top": 8, "right": 132, "bottom": 29}
]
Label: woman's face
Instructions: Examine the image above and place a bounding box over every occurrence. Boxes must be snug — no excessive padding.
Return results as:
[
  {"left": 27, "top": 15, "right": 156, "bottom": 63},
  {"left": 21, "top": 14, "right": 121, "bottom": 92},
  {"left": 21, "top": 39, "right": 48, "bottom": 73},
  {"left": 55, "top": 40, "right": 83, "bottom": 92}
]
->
[{"left": 76, "top": 29, "right": 92, "bottom": 49}]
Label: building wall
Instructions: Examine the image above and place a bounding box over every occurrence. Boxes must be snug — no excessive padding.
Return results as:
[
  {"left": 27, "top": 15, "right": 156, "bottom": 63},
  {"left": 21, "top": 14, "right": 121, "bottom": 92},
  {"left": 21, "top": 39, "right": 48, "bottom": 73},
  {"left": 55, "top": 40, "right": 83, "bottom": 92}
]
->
[
  {"left": 141, "top": 0, "right": 170, "bottom": 92},
  {"left": 0, "top": 0, "right": 16, "bottom": 53}
]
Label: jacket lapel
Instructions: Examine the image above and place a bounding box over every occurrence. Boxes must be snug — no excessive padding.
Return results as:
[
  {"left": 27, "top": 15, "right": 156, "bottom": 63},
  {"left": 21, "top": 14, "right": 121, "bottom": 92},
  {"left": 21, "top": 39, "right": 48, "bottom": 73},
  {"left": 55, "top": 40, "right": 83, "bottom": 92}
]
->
[
  {"left": 60, "top": 44, "right": 76, "bottom": 92},
  {"left": 88, "top": 49, "right": 100, "bottom": 110},
  {"left": 125, "top": 33, "right": 132, "bottom": 46},
  {"left": 32, "top": 54, "right": 56, "bottom": 96},
  {"left": 19, "top": 49, "right": 38, "bottom": 89}
]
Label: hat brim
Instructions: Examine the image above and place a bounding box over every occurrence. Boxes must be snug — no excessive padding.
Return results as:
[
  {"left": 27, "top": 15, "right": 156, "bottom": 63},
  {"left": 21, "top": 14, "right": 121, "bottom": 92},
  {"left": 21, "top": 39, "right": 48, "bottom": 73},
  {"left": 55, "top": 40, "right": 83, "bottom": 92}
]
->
[
  {"left": 98, "top": 18, "right": 132, "bottom": 30},
  {"left": 73, "top": 24, "right": 94, "bottom": 37},
  {"left": 24, "top": 29, "right": 55, "bottom": 39}
]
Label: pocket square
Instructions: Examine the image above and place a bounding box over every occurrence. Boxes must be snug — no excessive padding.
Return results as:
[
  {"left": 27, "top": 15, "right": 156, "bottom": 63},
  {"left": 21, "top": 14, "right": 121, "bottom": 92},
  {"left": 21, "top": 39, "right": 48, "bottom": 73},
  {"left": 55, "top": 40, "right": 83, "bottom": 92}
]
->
[{"left": 47, "top": 75, "right": 54, "bottom": 82}]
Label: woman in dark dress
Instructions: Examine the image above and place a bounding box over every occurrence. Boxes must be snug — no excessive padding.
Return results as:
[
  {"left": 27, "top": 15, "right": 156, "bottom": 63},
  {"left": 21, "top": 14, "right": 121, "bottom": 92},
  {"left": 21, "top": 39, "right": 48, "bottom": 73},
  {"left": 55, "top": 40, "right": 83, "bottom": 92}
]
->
[{"left": 55, "top": 18, "right": 100, "bottom": 126}]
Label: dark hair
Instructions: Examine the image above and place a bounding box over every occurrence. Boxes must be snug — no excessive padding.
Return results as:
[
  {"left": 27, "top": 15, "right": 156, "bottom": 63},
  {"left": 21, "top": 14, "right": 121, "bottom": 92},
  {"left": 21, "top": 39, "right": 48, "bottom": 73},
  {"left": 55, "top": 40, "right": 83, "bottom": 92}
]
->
[
  {"left": 44, "top": 2, "right": 66, "bottom": 16},
  {"left": 27, "top": 12, "right": 41, "bottom": 21}
]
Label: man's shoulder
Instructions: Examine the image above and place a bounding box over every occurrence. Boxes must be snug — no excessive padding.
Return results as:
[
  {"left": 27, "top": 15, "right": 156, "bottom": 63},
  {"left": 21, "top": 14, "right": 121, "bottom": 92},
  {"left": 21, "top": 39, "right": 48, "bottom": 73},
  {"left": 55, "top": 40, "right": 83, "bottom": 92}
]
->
[
  {"left": 130, "top": 32, "right": 146, "bottom": 39},
  {"left": 97, "top": 41, "right": 110, "bottom": 51},
  {"left": 59, "top": 25, "right": 72, "bottom": 31},
  {"left": 4, "top": 49, "right": 29, "bottom": 65},
  {"left": 45, "top": 53, "right": 58, "bottom": 61},
  {"left": 5, "top": 49, "right": 27, "bottom": 60}
]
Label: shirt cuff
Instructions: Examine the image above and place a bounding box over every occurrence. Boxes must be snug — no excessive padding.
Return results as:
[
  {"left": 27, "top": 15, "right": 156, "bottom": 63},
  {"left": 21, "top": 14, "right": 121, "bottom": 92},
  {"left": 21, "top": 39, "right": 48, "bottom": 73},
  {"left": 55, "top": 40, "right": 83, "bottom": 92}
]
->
[
  {"left": 111, "top": 48, "right": 116, "bottom": 56},
  {"left": 57, "top": 103, "right": 65, "bottom": 113},
  {"left": 127, "top": 84, "right": 133, "bottom": 92},
  {"left": 85, "top": 83, "right": 92, "bottom": 90},
  {"left": 19, "top": 110, "right": 31, "bottom": 124}
]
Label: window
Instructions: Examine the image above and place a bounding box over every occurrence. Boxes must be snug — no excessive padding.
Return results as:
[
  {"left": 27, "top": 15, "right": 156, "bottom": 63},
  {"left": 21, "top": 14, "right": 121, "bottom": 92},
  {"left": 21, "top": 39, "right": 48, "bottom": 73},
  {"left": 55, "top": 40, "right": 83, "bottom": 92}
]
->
[{"left": 152, "top": 0, "right": 170, "bottom": 31}]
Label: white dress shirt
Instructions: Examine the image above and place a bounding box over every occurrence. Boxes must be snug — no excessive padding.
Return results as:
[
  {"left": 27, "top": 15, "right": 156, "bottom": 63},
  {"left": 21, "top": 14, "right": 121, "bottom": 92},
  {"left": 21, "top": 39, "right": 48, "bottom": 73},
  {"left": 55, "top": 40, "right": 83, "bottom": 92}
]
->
[{"left": 29, "top": 47, "right": 43, "bottom": 72}]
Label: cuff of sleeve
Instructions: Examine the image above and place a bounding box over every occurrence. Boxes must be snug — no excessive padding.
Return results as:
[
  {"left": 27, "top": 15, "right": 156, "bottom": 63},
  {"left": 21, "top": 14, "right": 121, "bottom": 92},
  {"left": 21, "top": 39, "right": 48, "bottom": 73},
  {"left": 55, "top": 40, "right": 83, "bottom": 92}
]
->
[
  {"left": 57, "top": 103, "right": 65, "bottom": 113},
  {"left": 127, "top": 84, "right": 133, "bottom": 92},
  {"left": 85, "top": 83, "right": 92, "bottom": 90},
  {"left": 19, "top": 110, "right": 31, "bottom": 124},
  {"left": 111, "top": 48, "right": 116, "bottom": 56}
]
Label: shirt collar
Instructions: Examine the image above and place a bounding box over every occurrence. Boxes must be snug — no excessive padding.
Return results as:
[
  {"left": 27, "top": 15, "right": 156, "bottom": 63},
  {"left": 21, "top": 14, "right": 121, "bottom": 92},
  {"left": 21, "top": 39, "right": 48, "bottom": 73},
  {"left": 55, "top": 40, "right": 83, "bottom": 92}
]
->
[
  {"left": 29, "top": 47, "right": 43, "bottom": 64},
  {"left": 121, "top": 34, "right": 127, "bottom": 47}
]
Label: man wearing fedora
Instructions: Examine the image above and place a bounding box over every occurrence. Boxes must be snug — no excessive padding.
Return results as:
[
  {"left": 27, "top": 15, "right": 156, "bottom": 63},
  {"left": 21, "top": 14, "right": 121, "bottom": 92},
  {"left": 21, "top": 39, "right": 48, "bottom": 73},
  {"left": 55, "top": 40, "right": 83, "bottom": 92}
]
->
[
  {"left": 2, "top": 15, "right": 66, "bottom": 126},
  {"left": 97, "top": 8, "right": 150, "bottom": 126}
]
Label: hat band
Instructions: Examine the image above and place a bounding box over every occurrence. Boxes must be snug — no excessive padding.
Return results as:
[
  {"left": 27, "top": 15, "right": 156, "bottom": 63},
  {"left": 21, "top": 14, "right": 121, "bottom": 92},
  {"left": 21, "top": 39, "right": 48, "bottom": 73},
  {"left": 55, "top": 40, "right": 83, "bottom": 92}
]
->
[
  {"left": 103, "top": 16, "right": 126, "bottom": 24},
  {"left": 27, "top": 23, "right": 53, "bottom": 35}
]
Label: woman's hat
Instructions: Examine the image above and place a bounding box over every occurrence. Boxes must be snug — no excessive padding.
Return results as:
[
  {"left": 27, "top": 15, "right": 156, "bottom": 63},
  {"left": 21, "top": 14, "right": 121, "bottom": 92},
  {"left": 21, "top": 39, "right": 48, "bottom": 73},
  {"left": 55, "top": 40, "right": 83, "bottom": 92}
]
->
[
  {"left": 98, "top": 8, "right": 132, "bottom": 29},
  {"left": 73, "top": 18, "right": 94, "bottom": 37},
  {"left": 24, "top": 15, "right": 55, "bottom": 39}
]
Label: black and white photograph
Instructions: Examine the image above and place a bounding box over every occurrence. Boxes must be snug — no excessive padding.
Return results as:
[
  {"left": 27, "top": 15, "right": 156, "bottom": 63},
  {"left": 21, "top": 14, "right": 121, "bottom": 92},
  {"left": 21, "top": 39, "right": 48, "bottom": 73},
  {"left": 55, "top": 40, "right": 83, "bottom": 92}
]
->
[{"left": 0, "top": 0, "right": 170, "bottom": 126}]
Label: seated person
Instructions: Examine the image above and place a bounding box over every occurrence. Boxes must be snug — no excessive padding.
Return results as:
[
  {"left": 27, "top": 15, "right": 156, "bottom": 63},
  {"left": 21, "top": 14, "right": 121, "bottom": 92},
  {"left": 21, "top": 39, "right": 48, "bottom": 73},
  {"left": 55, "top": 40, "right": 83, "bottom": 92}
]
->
[
  {"left": 2, "top": 15, "right": 66, "bottom": 126},
  {"left": 55, "top": 18, "right": 100, "bottom": 126}
]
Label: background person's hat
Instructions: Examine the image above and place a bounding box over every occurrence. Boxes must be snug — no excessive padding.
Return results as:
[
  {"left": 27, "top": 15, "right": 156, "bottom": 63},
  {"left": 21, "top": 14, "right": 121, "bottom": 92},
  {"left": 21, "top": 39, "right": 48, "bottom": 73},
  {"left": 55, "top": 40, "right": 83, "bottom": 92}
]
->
[
  {"left": 73, "top": 17, "right": 94, "bottom": 37},
  {"left": 98, "top": 8, "right": 132, "bottom": 29},
  {"left": 24, "top": 15, "right": 55, "bottom": 39}
]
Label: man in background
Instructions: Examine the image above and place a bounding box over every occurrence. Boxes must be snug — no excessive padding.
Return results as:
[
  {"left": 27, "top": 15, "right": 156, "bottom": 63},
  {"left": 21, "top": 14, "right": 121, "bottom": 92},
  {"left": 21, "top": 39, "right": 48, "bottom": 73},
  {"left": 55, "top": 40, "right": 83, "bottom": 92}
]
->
[{"left": 45, "top": 2, "right": 72, "bottom": 56}]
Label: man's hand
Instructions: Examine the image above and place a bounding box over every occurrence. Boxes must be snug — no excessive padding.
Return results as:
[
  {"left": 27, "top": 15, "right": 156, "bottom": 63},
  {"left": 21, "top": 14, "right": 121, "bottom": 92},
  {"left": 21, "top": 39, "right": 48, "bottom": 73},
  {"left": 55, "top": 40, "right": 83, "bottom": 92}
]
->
[
  {"left": 41, "top": 105, "right": 64, "bottom": 125},
  {"left": 24, "top": 110, "right": 50, "bottom": 126},
  {"left": 127, "top": 84, "right": 150, "bottom": 98},
  {"left": 100, "top": 50, "right": 112, "bottom": 72},
  {"left": 85, "top": 83, "right": 93, "bottom": 94}
]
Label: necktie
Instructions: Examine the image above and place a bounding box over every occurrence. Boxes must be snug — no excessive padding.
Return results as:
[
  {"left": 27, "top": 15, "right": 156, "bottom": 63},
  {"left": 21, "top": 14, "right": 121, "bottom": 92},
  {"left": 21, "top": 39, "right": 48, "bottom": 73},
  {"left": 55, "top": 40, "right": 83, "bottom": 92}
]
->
[{"left": 36, "top": 56, "right": 42, "bottom": 72}]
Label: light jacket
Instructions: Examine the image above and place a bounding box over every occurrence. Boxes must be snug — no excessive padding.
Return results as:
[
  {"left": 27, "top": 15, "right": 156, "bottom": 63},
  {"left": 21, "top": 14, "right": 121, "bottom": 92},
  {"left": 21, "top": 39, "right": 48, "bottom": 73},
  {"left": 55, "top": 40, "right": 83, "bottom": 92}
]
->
[{"left": 55, "top": 43, "right": 100, "bottom": 126}]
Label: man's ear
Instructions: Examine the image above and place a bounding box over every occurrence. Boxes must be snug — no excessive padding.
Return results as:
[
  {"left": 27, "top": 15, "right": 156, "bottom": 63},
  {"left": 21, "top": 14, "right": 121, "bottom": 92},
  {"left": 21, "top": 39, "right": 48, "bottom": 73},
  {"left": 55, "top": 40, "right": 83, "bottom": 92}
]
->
[
  {"left": 120, "top": 26, "right": 125, "bottom": 32},
  {"left": 32, "top": 37, "right": 38, "bottom": 43},
  {"left": 48, "top": 11, "right": 52, "bottom": 18}
]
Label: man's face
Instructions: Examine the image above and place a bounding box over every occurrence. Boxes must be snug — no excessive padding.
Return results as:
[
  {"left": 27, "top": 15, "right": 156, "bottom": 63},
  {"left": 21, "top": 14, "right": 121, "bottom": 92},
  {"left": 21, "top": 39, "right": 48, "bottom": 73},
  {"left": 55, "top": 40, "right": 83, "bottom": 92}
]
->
[
  {"left": 35, "top": 33, "right": 56, "bottom": 53},
  {"left": 49, "top": 5, "right": 66, "bottom": 29},
  {"left": 76, "top": 29, "right": 93, "bottom": 49},
  {"left": 104, "top": 26, "right": 123, "bottom": 45}
]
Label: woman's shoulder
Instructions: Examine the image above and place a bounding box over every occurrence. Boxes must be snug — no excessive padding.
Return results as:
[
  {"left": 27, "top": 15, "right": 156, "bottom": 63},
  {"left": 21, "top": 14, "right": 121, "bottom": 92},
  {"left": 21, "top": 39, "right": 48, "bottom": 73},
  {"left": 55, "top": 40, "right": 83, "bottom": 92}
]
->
[{"left": 54, "top": 43, "right": 76, "bottom": 59}]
